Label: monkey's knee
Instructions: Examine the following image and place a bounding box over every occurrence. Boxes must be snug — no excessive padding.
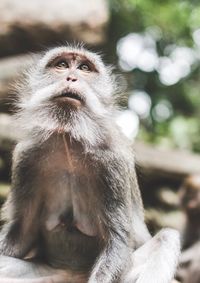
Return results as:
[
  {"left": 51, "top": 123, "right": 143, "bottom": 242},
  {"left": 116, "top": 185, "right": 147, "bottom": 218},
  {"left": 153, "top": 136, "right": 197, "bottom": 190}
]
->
[
  {"left": 123, "top": 229, "right": 180, "bottom": 283},
  {"left": 155, "top": 228, "right": 180, "bottom": 250},
  {"left": 156, "top": 228, "right": 180, "bottom": 241}
]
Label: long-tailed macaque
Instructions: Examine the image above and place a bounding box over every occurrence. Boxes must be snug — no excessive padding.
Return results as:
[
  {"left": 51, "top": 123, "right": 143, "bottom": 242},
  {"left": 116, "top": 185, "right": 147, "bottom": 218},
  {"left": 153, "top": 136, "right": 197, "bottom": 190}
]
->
[{"left": 0, "top": 45, "right": 180, "bottom": 283}]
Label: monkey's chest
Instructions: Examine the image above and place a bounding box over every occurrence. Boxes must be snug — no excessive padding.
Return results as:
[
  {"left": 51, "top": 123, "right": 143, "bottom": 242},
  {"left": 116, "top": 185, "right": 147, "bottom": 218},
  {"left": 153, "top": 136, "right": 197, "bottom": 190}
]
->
[
  {"left": 43, "top": 171, "right": 98, "bottom": 236},
  {"left": 42, "top": 171, "right": 101, "bottom": 269}
]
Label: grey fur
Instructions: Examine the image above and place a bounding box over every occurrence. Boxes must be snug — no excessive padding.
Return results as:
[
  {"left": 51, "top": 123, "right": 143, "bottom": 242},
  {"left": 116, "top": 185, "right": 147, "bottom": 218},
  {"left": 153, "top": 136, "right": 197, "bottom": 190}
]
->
[{"left": 0, "top": 45, "right": 180, "bottom": 283}]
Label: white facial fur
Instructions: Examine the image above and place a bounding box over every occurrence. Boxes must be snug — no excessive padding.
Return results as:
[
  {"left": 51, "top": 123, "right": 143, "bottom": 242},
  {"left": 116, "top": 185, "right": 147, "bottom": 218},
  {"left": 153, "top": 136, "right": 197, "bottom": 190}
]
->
[{"left": 15, "top": 45, "right": 119, "bottom": 147}]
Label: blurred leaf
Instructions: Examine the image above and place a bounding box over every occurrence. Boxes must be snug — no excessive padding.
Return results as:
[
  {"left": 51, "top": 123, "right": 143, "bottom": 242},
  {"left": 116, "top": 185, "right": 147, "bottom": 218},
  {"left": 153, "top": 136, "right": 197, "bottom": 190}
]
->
[{"left": 108, "top": 0, "right": 200, "bottom": 153}]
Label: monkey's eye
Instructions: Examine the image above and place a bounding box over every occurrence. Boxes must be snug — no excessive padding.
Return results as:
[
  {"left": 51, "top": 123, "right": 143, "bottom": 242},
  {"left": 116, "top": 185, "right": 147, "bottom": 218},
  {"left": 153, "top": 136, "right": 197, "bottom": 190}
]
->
[
  {"left": 78, "top": 63, "right": 91, "bottom": 72},
  {"left": 55, "top": 60, "right": 69, "bottom": 69}
]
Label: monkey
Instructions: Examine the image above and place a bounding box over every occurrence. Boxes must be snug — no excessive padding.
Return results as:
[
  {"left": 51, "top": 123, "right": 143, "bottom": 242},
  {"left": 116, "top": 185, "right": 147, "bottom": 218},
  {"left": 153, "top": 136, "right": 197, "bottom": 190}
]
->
[
  {"left": 0, "top": 45, "right": 180, "bottom": 283},
  {"left": 176, "top": 175, "right": 200, "bottom": 283}
]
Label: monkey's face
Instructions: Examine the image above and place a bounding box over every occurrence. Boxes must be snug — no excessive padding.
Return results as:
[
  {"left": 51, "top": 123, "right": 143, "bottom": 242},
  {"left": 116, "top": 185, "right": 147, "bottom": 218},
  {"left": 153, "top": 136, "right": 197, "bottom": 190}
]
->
[
  {"left": 44, "top": 52, "right": 102, "bottom": 110},
  {"left": 17, "top": 46, "right": 117, "bottom": 144}
]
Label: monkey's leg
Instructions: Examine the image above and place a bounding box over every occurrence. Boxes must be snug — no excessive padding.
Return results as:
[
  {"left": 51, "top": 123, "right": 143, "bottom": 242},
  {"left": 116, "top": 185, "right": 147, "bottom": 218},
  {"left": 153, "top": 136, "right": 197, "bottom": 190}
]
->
[
  {"left": 123, "top": 228, "right": 180, "bottom": 283},
  {"left": 0, "top": 256, "right": 88, "bottom": 283}
]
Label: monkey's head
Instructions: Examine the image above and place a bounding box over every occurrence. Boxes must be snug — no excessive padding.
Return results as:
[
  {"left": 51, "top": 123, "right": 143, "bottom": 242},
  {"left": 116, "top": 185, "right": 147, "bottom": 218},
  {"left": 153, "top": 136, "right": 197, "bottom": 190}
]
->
[{"left": 16, "top": 46, "right": 118, "bottom": 145}]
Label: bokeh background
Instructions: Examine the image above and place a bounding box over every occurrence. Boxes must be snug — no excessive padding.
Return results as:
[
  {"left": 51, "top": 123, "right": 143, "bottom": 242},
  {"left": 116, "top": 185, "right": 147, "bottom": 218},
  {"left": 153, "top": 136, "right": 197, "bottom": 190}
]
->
[
  {"left": 109, "top": 0, "right": 200, "bottom": 151},
  {"left": 0, "top": 1, "right": 200, "bottom": 281}
]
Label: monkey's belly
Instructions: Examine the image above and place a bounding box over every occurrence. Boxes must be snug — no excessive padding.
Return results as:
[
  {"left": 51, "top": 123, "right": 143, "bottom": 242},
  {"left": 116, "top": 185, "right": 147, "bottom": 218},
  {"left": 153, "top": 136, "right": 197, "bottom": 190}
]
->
[{"left": 42, "top": 226, "right": 101, "bottom": 270}]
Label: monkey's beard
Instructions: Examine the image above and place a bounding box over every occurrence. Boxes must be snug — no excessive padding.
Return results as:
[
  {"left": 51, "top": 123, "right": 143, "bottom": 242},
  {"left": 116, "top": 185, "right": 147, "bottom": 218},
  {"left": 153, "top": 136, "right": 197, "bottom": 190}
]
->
[{"left": 15, "top": 100, "right": 112, "bottom": 149}]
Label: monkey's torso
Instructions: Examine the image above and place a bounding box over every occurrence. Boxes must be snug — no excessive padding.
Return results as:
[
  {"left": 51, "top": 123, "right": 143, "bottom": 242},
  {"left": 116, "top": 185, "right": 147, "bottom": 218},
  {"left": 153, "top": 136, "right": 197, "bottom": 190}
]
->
[
  {"left": 39, "top": 135, "right": 102, "bottom": 270},
  {"left": 8, "top": 133, "right": 135, "bottom": 271}
]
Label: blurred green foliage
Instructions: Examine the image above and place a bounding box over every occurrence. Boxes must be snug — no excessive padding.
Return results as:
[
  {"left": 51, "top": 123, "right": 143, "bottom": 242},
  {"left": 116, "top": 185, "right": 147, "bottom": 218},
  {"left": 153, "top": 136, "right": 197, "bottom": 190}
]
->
[{"left": 107, "top": 0, "right": 200, "bottom": 152}]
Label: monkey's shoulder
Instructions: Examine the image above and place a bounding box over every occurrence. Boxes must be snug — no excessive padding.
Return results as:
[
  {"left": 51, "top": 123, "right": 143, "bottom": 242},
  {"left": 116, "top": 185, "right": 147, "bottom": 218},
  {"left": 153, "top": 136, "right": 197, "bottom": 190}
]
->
[{"left": 87, "top": 139, "right": 135, "bottom": 166}]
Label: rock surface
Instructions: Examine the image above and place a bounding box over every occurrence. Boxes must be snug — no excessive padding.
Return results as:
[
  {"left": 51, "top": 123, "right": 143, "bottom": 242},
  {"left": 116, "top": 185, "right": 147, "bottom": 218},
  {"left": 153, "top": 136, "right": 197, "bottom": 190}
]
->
[{"left": 0, "top": 0, "right": 109, "bottom": 57}]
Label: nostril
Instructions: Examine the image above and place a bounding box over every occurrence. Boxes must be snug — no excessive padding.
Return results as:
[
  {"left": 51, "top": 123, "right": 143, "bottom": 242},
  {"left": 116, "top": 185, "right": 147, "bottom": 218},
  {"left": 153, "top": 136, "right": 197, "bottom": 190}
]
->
[{"left": 66, "top": 77, "right": 77, "bottom": 82}]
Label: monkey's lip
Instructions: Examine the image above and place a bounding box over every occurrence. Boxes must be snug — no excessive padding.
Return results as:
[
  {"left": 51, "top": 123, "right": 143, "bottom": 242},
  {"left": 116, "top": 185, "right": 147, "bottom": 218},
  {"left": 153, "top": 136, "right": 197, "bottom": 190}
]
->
[{"left": 53, "top": 91, "right": 84, "bottom": 107}]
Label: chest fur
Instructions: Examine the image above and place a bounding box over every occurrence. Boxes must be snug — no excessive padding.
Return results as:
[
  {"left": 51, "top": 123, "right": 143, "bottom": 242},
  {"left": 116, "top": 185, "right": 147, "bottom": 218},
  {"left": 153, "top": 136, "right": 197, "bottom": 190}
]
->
[{"left": 38, "top": 136, "right": 100, "bottom": 237}]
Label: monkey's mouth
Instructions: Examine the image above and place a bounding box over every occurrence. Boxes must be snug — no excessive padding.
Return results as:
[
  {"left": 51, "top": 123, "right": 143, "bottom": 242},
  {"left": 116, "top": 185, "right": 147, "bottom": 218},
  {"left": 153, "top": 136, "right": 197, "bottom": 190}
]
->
[{"left": 53, "top": 90, "right": 84, "bottom": 107}]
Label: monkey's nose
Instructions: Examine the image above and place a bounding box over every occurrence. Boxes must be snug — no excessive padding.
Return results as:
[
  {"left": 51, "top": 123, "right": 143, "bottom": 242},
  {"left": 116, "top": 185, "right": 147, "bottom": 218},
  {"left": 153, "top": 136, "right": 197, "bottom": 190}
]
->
[{"left": 66, "top": 76, "right": 77, "bottom": 82}]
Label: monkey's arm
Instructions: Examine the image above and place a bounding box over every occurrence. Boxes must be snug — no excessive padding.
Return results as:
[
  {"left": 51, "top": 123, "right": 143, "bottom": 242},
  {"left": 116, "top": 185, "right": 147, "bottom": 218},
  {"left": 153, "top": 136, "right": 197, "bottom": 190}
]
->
[
  {"left": 88, "top": 150, "right": 143, "bottom": 283},
  {"left": 129, "top": 168, "right": 151, "bottom": 247},
  {"left": 0, "top": 142, "right": 41, "bottom": 258}
]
